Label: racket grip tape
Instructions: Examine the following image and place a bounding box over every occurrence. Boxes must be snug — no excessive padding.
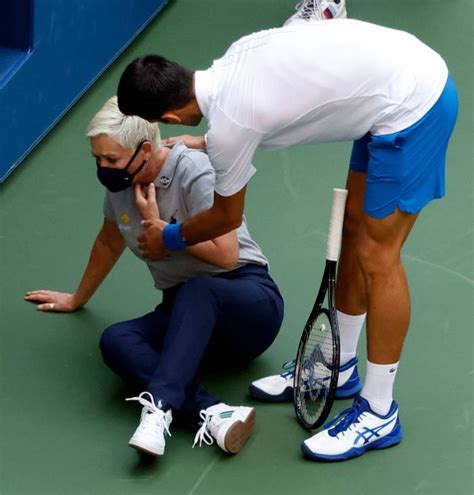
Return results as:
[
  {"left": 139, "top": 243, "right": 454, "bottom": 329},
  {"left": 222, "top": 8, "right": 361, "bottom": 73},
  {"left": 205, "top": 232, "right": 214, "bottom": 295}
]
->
[{"left": 326, "top": 188, "right": 348, "bottom": 262}]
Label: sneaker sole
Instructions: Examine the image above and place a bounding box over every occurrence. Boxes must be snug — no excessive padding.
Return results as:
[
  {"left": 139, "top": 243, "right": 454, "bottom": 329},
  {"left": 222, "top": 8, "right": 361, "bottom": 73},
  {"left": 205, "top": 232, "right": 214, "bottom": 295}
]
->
[
  {"left": 129, "top": 439, "right": 164, "bottom": 456},
  {"left": 334, "top": 381, "right": 362, "bottom": 399},
  {"left": 249, "top": 384, "right": 293, "bottom": 402},
  {"left": 223, "top": 408, "right": 256, "bottom": 454},
  {"left": 249, "top": 383, "right": 360, "bottom": 402}
]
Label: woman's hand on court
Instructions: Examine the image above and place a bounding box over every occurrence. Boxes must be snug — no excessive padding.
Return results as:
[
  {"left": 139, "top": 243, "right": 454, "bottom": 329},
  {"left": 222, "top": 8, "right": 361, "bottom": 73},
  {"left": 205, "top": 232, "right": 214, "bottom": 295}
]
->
[
  {"left": 24, "top": 290, "right": 81, "bottom": 312},
  {"left": 162, "top": 135, "right": 206, "bottom": 150}
]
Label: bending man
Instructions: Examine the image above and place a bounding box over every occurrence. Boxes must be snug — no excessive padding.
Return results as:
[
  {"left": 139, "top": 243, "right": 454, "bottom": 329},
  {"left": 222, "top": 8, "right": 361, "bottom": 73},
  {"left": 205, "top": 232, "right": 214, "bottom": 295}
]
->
[{"left": 116, "top": 17, "right": 458, "bottom": 461}]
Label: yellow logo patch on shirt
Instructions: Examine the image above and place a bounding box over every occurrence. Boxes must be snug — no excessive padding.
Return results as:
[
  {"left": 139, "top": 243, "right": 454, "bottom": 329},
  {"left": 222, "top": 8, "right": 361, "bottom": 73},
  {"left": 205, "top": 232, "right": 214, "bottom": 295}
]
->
[{"left": 120, "top": 214, "right": 130, "bottom": 224}]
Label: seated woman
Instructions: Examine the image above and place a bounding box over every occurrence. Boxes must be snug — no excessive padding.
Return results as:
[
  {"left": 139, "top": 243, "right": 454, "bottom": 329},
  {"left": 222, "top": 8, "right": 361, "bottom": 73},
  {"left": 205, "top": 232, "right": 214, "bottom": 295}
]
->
[{"left": 25, "top": 96, "right": 284, "bottom": 457}]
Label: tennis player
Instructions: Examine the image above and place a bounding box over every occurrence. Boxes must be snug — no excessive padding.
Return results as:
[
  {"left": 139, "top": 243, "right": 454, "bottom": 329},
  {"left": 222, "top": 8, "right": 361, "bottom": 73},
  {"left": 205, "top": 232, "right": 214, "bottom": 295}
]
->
[
  {"left": 116, "top": 17, "right": 458, "bottom": 461},
  {"left": 25, "top": 97, "right": 284, "bottom": 457}
]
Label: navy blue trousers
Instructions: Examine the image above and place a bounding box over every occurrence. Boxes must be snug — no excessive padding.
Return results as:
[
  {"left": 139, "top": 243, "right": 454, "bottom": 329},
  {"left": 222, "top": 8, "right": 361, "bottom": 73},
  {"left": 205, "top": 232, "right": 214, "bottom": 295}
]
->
[{"left": 100, "top": 265, "right": 284, "bottom": 421}]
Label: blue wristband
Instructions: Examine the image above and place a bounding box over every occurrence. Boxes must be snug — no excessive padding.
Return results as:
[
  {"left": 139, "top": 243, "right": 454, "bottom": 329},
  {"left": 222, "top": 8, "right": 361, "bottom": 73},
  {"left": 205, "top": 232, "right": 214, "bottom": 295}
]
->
[{"left": 163, "top": 223, "right": 187, "bottom": 251}]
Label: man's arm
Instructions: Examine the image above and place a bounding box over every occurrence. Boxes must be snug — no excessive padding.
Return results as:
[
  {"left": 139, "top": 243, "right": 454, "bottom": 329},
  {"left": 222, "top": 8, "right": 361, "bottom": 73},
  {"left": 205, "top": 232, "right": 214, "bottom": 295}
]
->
[
  {"left": 185, "top": 231, "right": 239, "bottom": 269},
  {"left": 139, "top": 182, "right": 248, "bottom": 258},
  {"left": 136, "top": 183, "right": 240, "bottom": 267},
  {"left": 181, "top": 187, "right": 247, "bottom": 245},
  {"left": 162, "top": 135, "right": 206, "bottom": 149},
  {"left": 149, "top": 116, "right": 259, "bottom": 256},
  {"left": 25, "top": 218, "right": 126, "bottom": 312}
]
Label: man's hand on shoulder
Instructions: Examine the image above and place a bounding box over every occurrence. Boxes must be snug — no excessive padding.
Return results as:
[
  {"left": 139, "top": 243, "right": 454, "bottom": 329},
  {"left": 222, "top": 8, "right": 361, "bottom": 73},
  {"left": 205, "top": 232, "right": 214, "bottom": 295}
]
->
[{"left": 162, "top": 135, "right": 206, "bottom": 150}]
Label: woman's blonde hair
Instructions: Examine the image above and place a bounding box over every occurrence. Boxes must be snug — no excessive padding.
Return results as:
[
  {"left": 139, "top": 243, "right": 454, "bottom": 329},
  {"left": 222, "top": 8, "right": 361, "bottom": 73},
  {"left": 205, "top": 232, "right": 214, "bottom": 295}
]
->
[{"left": 86, "top": 96, "right": 161, "bottom": 150}]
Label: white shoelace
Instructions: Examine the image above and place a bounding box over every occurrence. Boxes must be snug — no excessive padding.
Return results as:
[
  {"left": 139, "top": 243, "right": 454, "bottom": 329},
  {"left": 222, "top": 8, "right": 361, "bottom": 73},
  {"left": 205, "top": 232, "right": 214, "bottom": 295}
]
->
[
  {"left": 192, "top": 409, "right": 215, "bottom": 448},
  {"left": 125, "top": 391, "right": 171, "bottom": 437},
  {"left": 280, "top": 359, "right": 296, "bottom": 379},
  {"left": 294, "top": 0, "right": 323, "bottom": 20}
]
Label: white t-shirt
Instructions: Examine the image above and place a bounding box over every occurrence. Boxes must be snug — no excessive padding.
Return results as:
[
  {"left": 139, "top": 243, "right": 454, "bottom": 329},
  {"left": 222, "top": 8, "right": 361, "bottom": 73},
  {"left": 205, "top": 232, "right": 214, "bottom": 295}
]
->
[{"left": 194, "top": 19, "right": 448, "bottom": 196}]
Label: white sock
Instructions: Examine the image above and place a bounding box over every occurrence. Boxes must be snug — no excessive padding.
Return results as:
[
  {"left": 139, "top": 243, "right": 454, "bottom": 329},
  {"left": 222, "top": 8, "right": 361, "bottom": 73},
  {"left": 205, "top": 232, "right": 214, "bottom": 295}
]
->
[
  {"left": 361, "top": 361, "right": 399, "bottom": 416},
  {"left": 337, "top": 310, "right": 366, "bottom": 366}
]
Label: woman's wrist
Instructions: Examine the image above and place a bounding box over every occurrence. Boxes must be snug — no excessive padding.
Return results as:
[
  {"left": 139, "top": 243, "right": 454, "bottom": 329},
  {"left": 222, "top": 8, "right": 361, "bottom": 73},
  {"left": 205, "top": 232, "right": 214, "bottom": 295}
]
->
[{"left": 71, "top": 292, "right": 88, "bottom": 309}]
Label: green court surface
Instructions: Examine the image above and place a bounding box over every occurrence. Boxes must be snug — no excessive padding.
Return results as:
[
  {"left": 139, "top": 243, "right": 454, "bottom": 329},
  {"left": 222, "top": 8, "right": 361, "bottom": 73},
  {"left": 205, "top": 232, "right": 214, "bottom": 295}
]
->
[{"left": 1, "top": 1, "right": 473, "bottom": 494}]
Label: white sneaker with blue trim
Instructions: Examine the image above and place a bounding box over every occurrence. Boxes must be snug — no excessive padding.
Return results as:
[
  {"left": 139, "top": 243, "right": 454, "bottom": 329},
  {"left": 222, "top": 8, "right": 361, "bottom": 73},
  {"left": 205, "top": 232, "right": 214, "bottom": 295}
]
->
[
  {"left": 249, "top": 356, "right": 362, "bottom": 402},
  {"left": 126, "top": 392, "right": 172, "bottom": 456},
  {"left": 285, "top": 0, "right": 347, "bottom": 25},
  {"left": 249, "top": 360, "right": 296, "bottom": 402},
  {"left": 193, "top": 403, "right": 256, "bottom": 454},
  {"left": 301, "top": 396, "right": 403, "bottom": 461}
]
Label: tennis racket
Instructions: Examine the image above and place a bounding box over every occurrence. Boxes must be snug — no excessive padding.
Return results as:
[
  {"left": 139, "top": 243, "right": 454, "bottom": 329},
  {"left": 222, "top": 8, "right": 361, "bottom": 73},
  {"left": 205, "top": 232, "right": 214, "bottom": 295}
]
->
[{"left": 293, "top": 188, "right": 348, "bottom": 430}]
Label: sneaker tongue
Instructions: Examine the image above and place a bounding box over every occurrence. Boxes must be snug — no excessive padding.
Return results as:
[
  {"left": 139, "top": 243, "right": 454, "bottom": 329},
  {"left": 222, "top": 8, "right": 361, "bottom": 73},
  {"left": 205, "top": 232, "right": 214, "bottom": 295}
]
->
[{"left": 353, "top": 396, "right": 370, "bottom": 413}]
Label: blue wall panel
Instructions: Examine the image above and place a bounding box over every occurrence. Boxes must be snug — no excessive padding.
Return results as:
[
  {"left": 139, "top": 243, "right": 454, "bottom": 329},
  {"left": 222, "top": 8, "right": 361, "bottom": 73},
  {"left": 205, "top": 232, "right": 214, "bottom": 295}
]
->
[{"left": 0, "top": 0, "right": 167, "bottom": 182}]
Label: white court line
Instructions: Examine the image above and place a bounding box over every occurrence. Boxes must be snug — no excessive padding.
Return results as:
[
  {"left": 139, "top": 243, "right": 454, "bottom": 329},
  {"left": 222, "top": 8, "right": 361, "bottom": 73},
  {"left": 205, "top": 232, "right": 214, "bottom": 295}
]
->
[
  {"left": 186, "top": 457, "right": 219, "bottom": 495},
  {"left": 403, "top": 254, "right": 474, "bottom": 287}
]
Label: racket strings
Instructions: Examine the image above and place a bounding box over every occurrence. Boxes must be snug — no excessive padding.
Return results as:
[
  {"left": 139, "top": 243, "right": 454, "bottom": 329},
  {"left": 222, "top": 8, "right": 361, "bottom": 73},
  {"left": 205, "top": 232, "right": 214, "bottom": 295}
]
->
[{"left": 297, "top": 311, "right": 335, "bottom": 424}]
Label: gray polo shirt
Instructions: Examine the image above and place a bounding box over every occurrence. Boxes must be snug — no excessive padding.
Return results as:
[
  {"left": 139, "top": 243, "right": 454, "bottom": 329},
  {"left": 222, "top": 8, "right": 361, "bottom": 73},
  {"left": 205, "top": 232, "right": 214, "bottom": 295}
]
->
[{"left": 103, "top": 142, "right": 268, "bottom": 289}]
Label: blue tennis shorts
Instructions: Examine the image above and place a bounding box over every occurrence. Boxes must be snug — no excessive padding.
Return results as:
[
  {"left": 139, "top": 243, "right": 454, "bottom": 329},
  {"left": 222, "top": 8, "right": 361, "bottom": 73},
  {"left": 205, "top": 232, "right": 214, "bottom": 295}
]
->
[{"left": 349, "top": 74, "right": 458, "bottom": 219}]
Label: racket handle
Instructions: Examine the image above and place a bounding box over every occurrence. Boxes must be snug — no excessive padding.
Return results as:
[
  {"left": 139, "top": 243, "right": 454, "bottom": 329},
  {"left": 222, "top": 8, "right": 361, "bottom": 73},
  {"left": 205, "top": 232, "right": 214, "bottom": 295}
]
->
[{"left": 326, "top": 188, "right": 348, "bottom": 262}]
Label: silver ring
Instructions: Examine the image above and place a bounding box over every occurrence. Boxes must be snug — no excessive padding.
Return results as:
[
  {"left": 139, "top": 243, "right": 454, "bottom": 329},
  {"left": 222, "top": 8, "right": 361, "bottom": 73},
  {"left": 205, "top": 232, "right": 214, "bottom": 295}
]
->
[{"left": 49, "top": 303, "right": 55, "bottom": 310}]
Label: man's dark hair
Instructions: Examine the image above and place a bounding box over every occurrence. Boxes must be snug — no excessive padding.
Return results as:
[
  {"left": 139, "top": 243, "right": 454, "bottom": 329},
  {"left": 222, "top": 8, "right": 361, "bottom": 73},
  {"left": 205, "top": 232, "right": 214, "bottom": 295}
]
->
[{"left": 117, "top": 55, "right": 194, "bottom": 119}]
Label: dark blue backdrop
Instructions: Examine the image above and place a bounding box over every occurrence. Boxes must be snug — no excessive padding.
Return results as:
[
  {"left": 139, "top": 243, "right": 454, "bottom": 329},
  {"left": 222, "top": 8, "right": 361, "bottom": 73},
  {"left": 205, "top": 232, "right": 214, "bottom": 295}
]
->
[
  {"left": 0, "top": 0, "right": 34, "bottom": 50},
  {"left": 0, "top": 0, "right": 168, "bottom": 182}
]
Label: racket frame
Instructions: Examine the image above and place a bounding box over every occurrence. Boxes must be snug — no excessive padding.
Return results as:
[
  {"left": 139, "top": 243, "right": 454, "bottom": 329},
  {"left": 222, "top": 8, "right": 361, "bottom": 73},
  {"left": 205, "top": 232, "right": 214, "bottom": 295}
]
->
[
  {"left": 293, "top": 260, "right": 340, "bottom": 430},
  {"left": 293, "top": 188, "right": 347, "bottom": 430}
]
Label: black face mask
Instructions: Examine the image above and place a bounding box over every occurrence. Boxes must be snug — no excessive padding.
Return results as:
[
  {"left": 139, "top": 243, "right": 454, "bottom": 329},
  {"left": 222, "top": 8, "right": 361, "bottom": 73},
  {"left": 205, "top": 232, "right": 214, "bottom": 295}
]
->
[{"left": 96, "top": 141, "right": 147, "bottom": 192}]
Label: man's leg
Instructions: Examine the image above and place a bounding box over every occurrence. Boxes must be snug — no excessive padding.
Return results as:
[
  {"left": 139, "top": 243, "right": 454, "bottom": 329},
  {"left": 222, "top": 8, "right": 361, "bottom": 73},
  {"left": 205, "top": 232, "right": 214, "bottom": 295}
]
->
[
  {"left": 333, "top": 170, "right": 368, "bottom": 371},
  {"left": 303, "top": 75, "right": 457, "bottom": 461},
  {"left": 249, "top": 181, "right": 368, "bottom": 402},
  {"left": 336, "top": 170, "right": 367, "bottom": 315},
  {"left": 339, "top": 202, "right": 417, "bottom": 414},
  {"left": 301, "top": 208, "right": 416, "bottom": 461},
  {"left": 357, "top": 208, "right": 418, "bottom": 365}
]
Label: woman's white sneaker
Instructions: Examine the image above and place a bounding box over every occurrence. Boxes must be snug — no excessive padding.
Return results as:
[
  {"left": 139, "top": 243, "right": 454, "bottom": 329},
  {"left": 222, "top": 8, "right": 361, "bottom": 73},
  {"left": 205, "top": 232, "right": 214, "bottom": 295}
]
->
[
  {"left": 126, "top": 391, "right": 172, "bottom": 456},
  {"left": 193, "top": 403, "right": 256, "bottom": 454}
]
